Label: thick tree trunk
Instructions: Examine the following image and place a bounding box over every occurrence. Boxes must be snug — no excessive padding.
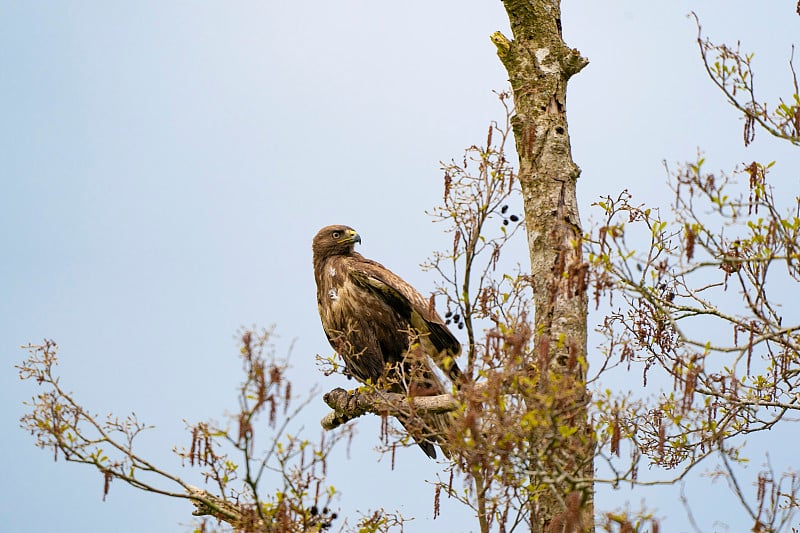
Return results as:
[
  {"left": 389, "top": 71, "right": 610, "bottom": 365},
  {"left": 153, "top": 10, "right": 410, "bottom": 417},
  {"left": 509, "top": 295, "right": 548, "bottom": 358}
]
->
[{"left": 495, "top": 1, "right": 594, "bottom": 531}]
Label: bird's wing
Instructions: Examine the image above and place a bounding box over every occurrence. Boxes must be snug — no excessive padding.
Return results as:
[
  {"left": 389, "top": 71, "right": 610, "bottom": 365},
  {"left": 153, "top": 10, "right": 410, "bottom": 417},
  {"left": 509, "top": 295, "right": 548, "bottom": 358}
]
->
[{"left": 348, "top": 259, "right": 462, "bottom": 384}]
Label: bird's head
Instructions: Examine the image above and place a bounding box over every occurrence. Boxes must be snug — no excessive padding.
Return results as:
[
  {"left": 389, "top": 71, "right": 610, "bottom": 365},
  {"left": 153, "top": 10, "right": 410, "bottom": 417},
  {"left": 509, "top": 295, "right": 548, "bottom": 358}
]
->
[{"left": 312, "top": 225, "right": 362, "bottom": 258}]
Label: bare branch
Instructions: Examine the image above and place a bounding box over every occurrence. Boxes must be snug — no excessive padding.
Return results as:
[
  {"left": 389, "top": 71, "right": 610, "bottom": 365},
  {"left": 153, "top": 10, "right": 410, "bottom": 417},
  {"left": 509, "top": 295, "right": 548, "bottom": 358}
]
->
[{"left": 320, "top": 387, "right": 463, "bottom": 431}]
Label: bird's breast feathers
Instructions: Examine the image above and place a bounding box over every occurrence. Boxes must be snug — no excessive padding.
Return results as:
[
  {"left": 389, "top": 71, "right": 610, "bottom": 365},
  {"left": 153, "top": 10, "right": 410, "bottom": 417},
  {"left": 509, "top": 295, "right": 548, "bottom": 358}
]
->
[{"left": 317, "top": 259, "right": 357, "bottom": 322}]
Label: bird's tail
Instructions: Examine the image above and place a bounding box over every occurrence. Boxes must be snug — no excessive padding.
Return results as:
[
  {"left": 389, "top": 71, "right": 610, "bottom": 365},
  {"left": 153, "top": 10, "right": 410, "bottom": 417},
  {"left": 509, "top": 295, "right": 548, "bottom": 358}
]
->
[
  {"left": 396, "top": 410, "right": 455, "bottom": 460},
  {"left": 391, "top": 348, "right": 459, "bottom": 459}
]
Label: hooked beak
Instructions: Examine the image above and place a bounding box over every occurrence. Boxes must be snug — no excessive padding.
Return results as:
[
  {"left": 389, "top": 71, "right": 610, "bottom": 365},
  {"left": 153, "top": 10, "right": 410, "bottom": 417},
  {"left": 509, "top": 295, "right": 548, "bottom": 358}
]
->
[{"left": 343, "top": 229, "right": 361, "bottom": 245}]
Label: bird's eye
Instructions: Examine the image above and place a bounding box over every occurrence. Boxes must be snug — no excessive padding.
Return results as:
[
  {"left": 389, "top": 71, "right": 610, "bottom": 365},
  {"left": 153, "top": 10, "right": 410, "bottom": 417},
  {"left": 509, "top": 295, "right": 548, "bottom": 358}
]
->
[{"left": 332, "top": 231, "right": 341, "bottom": 239}]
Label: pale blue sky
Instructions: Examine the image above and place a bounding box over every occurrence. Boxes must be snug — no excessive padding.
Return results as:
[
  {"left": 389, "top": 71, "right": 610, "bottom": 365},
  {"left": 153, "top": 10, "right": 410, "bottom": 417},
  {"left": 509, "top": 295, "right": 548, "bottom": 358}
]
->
[{"left": 3, "top": 1, "right": 799, "bottom": 531}]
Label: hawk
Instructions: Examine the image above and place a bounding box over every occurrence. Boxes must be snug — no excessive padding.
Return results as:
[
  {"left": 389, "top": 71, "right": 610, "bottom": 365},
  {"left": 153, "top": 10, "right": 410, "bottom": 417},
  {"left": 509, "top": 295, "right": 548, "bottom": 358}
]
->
[{"left": 312, "top": 224, "right": 462, "bottom": 458}]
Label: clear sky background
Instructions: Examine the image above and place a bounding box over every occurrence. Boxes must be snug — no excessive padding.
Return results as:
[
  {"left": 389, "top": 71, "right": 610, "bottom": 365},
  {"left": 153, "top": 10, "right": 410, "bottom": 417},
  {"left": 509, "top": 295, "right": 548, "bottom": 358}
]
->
[{"left": 2, "top": 1, "right": 799, "bottom": 532}]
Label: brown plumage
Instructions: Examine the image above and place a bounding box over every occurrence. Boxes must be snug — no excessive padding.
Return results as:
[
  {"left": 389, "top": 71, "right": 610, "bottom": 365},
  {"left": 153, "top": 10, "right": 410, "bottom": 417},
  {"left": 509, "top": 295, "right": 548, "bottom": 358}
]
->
[{"left": 312, "top": 224, "right": 462, "bottom": 459}]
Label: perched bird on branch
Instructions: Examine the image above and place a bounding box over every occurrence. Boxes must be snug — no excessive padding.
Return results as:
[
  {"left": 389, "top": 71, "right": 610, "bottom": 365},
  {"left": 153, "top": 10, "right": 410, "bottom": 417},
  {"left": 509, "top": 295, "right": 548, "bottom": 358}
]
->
[{"left": 312, "top": 224, "right": 463, "bottom": 459}]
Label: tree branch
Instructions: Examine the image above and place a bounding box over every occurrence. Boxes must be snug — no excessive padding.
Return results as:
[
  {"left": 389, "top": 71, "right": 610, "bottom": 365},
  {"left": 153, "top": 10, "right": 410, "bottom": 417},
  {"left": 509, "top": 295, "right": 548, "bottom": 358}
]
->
[
  {"left": 187, "top": 485, "right": 259, "bottom": 529},
  {"left": 320, "top": 387, "right": 461, "bottom": 430}
]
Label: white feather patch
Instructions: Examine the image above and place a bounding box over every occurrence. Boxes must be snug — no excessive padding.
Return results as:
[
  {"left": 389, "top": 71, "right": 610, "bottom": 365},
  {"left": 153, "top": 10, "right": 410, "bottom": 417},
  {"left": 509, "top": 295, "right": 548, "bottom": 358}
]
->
[
  {"left": 328, "top": 267, "right": 336, "bottom": 277},
  {"left": 328, "top": 288, "right": 339, "bottom": 301}
]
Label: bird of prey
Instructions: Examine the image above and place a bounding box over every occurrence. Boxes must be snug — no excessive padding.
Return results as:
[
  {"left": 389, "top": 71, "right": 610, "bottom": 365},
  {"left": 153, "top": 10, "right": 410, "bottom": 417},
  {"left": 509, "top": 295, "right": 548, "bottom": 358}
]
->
[{"left": 312, "top": 224, "right": 462, "bottom": 458}]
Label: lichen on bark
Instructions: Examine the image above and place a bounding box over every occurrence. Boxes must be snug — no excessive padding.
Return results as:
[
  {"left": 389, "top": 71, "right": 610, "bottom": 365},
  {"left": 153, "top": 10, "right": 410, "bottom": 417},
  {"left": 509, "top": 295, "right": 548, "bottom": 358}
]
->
[{"left": 497, "top": 0, "right": 594, "bottom": 530}]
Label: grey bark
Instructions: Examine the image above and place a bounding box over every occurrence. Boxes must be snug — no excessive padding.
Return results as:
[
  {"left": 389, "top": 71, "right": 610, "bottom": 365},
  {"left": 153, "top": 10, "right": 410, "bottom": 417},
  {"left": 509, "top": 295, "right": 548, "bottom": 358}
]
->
[{"left": 496, "top": 1, "right": 594, "bottom": 530}]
